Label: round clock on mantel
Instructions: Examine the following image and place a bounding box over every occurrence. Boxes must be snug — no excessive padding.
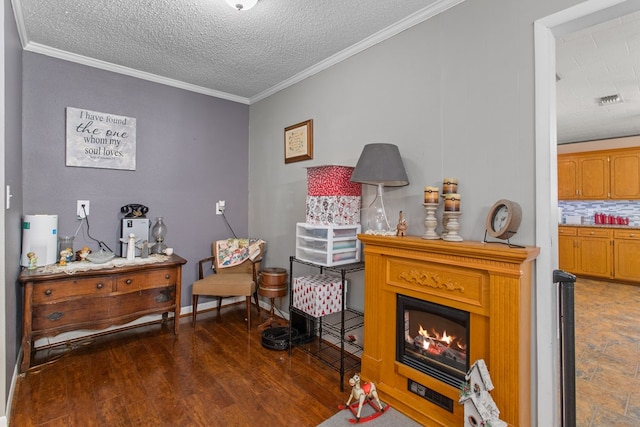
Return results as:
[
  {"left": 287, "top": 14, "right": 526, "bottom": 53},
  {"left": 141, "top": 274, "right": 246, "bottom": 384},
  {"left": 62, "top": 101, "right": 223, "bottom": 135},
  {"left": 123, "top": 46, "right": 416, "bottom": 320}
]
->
[{"left": 485, "top": 199, "right": 522, "bottom": 240}]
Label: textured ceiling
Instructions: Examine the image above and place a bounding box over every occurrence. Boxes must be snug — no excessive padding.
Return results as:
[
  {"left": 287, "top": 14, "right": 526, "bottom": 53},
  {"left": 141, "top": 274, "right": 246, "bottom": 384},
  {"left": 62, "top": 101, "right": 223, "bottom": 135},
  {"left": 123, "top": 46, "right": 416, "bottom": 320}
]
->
[
  {"left": 11, "top": 0, "right": 640, "bottom": 143},
  {"left": 13, "top": 0, "right": 460, "bottom": 103}
]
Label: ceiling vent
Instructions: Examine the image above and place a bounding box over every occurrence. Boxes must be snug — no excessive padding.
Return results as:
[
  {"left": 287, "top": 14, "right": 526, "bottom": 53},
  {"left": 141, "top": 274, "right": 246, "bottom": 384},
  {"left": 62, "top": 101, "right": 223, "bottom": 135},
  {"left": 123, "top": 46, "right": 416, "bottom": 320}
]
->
[{"left": 598, "top": 94, "right": 623, "bottom": 106}]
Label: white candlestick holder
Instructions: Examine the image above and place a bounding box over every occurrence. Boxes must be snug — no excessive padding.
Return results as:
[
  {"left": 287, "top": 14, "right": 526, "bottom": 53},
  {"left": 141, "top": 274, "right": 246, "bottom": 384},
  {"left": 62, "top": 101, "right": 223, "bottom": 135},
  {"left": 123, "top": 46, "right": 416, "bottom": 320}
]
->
[
  {"left": 422, "top": 203, "right": 440, "bottom": 240},
  {"left": 442, "top": 211, "right": 463, "bottom": 242}
]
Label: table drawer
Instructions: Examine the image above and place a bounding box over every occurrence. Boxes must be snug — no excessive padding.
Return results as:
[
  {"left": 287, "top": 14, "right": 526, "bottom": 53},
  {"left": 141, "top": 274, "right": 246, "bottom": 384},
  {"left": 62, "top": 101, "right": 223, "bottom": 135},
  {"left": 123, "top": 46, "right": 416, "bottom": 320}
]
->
[
  {"left": 32, "top": 277, "right": 114, "bottom": 304},
  {"left": 577, "top": 228, "right": 611, "bottom": 238},
  {"left": 32, "top": 296, "right": 110, "bottom": 331},
  {"left": 558, "top": 227, "right": 577, "bottom": 236},
  {"left": 32, "top": 287, "right": 176, "bottom": 332},
  {"left": 109, "top": 286, "right": 176, "bottom": 318},
  {"left": 116, "top": 268, "right": 176, "bottom": 291},
  {"left": 614, "top": 229, "right": 640, "bottom": 239}
]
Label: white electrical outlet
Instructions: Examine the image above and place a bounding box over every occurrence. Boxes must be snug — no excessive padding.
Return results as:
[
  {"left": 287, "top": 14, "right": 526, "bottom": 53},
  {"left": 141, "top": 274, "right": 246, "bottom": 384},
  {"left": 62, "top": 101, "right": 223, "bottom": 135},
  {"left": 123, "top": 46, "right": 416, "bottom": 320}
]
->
[
  {"left": 77, "top": 200, "right": 90, "bottom": 218},
  {"left": 216, "top": 200, "right": 226, "bottom": 215}
]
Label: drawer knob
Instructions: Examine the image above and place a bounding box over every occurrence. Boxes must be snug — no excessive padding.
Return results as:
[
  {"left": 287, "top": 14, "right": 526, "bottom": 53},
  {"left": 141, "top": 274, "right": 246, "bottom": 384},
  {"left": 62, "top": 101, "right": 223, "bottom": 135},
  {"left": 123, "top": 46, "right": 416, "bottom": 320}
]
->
[
  {"left": 96, "top": 283, "right": 104, "bottom": 289},
  {"left": 165, "top": 274, "right": 170, "bottom": 280},
  {"left": 126, "top": 279, "right": 132, "bottom": 285},
  {"left": 44, "top": 289, "right": 52, "bottom": 296},
  {"left": 631, "top": 233, "right": 635, "bottom": 237}
]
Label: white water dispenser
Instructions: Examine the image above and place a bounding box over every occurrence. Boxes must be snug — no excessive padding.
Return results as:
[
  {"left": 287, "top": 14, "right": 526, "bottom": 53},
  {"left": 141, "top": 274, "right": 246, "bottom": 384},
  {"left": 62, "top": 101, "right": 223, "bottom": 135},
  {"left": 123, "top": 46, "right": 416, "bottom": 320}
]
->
[{"left": 21, "top": 214, "right": 58, "bottom": 267}]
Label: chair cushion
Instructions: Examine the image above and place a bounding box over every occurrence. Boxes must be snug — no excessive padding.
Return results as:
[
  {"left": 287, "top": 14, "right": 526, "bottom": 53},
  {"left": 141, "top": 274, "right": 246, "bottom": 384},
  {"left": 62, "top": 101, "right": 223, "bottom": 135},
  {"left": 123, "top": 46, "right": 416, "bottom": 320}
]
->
[{"left": 192, "top": 273, "right": 256, "bottom": 296}]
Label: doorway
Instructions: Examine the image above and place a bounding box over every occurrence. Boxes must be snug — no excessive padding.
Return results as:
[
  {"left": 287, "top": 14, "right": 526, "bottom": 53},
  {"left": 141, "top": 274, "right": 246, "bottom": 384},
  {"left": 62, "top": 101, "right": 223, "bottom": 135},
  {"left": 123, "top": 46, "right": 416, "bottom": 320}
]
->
[{"left": 535, "top": 0, "right": 640, "bottom": 425}]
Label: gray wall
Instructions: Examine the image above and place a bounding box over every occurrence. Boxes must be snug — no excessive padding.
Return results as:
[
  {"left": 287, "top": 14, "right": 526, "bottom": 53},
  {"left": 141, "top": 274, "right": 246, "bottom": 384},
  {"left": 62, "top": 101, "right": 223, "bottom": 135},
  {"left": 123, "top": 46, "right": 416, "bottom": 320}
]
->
[
  {"left": 4, "top": 0, "right": 23, "bottom": 406},
  {"left": 248, "top": 0, "right": 583, "bottom": 424},
  {"left": 22, "top": 52, "right": 251, "bottom": 308},
  {"left": 249, "top": 0, "right": 555, "bottom": 304}
]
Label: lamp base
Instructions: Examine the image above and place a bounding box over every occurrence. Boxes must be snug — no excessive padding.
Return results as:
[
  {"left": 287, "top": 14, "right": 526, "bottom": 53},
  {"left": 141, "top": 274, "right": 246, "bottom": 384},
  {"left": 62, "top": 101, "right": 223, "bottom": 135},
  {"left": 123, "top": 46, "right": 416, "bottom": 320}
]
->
[
  {"left": 361, "top": 184, "right": 397, "bottom": 235},
  {"left": 363, "top": 229, "right": 398, "bottom": 236}
]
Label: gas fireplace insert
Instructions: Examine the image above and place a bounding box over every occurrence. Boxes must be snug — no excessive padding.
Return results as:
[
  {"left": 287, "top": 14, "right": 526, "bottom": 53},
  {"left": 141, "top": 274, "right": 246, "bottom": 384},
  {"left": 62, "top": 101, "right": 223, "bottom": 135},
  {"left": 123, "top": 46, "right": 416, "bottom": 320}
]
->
[{"left": 396, "top": 294, "right": 470, "bottom": 388}]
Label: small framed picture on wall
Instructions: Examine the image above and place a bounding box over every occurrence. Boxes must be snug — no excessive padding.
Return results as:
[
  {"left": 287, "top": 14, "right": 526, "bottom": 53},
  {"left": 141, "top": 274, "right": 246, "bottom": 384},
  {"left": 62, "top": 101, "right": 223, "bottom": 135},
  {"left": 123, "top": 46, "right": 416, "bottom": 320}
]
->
[{"left": 284, "top": 119, "right": 313, "bottom": 164}]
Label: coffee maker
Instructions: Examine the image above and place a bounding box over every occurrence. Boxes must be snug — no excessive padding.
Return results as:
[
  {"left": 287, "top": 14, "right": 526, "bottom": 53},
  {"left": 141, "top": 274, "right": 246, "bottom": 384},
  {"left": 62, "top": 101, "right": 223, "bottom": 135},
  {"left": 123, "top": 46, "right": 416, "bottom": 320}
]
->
[{"left": 120, "top": 204, "right": 150, "bottom": 257}]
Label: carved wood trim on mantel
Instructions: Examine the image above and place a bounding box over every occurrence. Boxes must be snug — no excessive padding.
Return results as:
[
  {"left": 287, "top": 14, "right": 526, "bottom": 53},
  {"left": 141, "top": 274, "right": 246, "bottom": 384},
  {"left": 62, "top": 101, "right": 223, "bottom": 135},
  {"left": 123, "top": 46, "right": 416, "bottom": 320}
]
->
[
  {"left": 398, "top": 269, "right": 466, "bottom": 293},
  {"left": 358, "top": 234, "right": 540, "bottom": 427},
  {"left": 361, "top": 234, "right": 538, "bottom": 278}
]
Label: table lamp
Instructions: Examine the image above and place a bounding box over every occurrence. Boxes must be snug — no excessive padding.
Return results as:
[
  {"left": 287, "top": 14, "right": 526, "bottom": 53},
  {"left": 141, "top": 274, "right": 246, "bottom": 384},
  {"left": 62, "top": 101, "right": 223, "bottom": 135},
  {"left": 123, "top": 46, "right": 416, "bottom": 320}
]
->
[{"left": 350, "top": 143, "right": 409, "bottom": 235}]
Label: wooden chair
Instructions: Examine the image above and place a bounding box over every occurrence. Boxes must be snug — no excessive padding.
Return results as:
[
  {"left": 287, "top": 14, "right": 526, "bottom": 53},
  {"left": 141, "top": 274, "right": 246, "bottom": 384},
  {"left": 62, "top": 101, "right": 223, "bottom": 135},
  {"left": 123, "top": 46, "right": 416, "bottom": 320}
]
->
[{"left": 191, "top": 239, "right": 264, "bottom": 331}]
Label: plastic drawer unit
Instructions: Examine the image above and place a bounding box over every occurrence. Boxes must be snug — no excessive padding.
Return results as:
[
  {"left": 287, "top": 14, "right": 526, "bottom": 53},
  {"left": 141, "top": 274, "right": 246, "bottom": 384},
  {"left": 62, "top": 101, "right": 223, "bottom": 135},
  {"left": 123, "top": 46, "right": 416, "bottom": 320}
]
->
[{"left": 295, "top": 223, "right": 361, "bottom": 266}]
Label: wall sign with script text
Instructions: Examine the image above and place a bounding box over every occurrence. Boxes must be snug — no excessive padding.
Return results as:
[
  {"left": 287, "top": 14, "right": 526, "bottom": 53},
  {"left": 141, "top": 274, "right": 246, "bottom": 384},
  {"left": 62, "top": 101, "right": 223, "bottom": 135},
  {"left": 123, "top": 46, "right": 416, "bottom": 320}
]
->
[{"left": 66, "top": 107, "right": 137, "bottom": 170}]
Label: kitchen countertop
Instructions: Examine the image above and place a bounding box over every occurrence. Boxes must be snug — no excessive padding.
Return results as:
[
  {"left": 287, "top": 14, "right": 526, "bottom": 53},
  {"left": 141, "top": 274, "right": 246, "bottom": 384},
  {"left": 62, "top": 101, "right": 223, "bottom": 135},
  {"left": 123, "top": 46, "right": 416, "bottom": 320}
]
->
[{"left": 559, "top": 224, "right": 640, "bottom": 230}]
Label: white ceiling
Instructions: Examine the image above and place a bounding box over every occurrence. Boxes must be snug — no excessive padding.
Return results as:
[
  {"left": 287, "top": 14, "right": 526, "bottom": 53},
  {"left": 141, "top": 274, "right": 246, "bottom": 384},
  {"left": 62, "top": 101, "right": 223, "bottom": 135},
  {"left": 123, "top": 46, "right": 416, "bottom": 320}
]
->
[
  {"left": 10, "top": 0, "right": 640, "bottom": 143},
  {"left": 556, "top": 8, "right": 640, "bottom": 144}
]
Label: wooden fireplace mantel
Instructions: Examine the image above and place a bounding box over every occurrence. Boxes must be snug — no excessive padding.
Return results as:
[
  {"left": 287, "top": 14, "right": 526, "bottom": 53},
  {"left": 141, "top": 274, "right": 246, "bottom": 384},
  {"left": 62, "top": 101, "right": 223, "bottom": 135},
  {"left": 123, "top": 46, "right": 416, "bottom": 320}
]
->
[{"left": 358, "top": 234, "right": 539, "bottom": 427}]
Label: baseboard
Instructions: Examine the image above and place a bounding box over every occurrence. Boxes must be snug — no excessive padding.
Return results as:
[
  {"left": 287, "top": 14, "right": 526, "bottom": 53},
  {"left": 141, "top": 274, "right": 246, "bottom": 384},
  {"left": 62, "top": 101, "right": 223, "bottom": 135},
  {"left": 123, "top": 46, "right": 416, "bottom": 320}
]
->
[{"left": 4, "top": 348, "right": 21, "bottom": 426}]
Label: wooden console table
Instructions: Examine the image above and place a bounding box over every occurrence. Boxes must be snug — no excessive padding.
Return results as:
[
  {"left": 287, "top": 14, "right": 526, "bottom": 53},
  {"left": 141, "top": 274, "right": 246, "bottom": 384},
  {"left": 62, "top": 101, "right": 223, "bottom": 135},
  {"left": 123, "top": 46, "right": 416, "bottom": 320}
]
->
[{"left": 18, "top": 254, "right": 186, "bottom": 373}]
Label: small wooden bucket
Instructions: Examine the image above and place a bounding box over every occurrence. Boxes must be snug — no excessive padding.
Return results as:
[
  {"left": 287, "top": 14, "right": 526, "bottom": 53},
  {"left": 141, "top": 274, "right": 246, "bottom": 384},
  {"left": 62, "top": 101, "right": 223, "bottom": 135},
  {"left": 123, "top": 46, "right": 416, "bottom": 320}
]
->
[{"left": 259, "top": 267, "right": 288, "bottom": 298}]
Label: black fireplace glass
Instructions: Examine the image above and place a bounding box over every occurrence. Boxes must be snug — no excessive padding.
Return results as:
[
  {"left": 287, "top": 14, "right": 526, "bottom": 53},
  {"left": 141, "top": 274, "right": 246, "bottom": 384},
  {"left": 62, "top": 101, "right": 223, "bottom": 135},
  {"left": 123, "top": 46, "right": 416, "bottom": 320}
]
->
[{"left": 396, "top": 294, "right": 470, "bottom": 388}]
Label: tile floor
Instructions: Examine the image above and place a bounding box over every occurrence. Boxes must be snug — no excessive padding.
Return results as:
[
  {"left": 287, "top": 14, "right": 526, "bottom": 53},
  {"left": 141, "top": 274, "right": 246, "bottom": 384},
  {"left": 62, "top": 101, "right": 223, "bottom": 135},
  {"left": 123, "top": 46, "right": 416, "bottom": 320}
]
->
[{"left": 575, "top": 278, "right": 640, "bottom": 426}]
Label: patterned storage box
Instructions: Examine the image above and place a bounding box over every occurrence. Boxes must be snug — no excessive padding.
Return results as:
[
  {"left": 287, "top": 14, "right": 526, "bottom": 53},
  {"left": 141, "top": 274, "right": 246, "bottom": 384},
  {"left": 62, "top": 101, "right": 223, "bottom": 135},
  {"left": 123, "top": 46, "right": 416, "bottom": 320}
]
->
[
  {"left": 306, "top": 195, "right": 361, "bottom": 225},
  {"left": 293, "top": 274, "right": 344, "bottom": 317},
  {"left": 306, "top": 165, "right": 361, "bottom": 225}
]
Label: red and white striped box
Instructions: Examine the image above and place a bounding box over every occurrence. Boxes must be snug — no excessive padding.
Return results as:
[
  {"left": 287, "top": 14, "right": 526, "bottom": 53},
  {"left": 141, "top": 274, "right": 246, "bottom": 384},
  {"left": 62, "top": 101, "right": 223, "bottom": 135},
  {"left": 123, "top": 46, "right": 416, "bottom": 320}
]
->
[
  {"left": 306, "top": 165, "right": 361, "bottom": 225},
  {"left": 293, "top": 274, "right": 344, "bottom": 317}
]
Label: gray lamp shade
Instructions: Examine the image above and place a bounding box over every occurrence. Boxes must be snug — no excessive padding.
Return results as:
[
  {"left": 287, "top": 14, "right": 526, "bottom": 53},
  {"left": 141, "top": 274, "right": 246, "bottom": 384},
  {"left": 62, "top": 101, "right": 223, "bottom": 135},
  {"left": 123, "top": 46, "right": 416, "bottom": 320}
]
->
[{"left": 350, "top": 143, "right": 409, "bottom": 187}]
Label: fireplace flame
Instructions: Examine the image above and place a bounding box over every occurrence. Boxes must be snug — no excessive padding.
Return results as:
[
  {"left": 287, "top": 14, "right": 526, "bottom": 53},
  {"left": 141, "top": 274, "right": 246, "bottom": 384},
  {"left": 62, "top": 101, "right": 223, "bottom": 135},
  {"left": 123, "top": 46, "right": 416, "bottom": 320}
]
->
[
  {"left": 414, "top": 324, "right": 466, "bottom": 356},
  {"left": 417, "top": 325, "right": 431, "bottom": 350}
]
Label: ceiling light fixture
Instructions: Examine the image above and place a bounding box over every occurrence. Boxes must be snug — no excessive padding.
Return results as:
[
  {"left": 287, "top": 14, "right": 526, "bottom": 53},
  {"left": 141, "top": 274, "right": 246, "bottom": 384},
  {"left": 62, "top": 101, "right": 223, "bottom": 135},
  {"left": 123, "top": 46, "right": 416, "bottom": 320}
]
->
[
  {"left": 598, "top": 94, "right": 623, "bottom": 106},
  {"left": 224, "top": 0, "right": 258, "bottom": 11}
]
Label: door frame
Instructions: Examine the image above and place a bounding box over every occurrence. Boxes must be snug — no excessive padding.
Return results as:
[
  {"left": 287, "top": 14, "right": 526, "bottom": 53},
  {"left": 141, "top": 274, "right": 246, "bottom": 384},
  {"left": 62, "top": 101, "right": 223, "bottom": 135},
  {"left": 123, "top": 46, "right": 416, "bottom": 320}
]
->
[{"left": 534, "top": 0, "right": 638, "bottom": 425}]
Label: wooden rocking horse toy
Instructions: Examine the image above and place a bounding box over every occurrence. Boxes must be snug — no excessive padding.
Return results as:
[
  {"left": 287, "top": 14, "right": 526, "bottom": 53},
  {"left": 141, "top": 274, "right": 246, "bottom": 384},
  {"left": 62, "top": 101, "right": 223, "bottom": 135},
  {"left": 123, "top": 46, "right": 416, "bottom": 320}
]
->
[{"left": 338, "top": 373, "right": 390, "bottom": 423}]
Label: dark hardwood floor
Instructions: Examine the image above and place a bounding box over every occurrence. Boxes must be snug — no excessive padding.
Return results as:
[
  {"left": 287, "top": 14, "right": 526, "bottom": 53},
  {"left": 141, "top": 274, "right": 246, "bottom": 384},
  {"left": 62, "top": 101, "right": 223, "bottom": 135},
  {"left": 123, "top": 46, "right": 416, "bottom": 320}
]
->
[
  {"left": 15, "top": 278, "right": 638, "bottom": 426},
  {"left": 10, "top": 303, "right": 349, "bottom": 426}
]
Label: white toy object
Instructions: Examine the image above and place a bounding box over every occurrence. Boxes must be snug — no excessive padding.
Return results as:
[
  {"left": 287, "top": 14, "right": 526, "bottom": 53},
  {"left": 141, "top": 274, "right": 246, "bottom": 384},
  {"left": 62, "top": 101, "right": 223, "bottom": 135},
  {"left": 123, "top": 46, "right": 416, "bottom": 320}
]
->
[
  {"left": 459, "top": 359, "right": 507, "bottom": 427},
  {"left": 120, "top": 233, "right": 138, "bottom": 260}
]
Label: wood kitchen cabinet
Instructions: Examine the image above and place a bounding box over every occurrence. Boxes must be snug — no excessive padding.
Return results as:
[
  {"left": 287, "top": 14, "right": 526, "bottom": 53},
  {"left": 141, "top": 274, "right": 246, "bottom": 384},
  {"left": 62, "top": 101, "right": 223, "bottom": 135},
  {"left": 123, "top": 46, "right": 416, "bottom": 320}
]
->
[
  {"left": 558, "top": 153, "right": 609, "bottom": 199},
  {"left": 19, "top": 254, "right": 186, "bottom": 373},
  {"left": 558, "top": 147, "right": 640, "bottom": 200},
  {"left": 610, "top": 149, "right": 640, "bottom": 199},
  {"left": 558, "top": 226, "right": 612, "bottom": 278},
  {"left": 558, "top": 156, "right": 579, "bottom": 199},
  {"left": 558, "top": 226, "right": 640, "bottom": 283},
  {"left": 558, "top": 226, "right": 579, "bottom": 272},
  {"left": 614, "top": 229, "right": 640, "bottom": 281},
  {"left": 576, "top": 228, "right": 613, "bottom": 278}
]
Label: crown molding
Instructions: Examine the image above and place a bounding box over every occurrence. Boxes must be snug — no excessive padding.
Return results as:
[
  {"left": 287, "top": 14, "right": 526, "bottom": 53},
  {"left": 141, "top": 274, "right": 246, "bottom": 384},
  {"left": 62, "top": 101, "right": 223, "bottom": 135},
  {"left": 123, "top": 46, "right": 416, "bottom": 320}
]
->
[
  {"left": 14, "top": 0, "right": 465, "bottom": 105},
  {"left": 249, "top": 0, "right": 466, "bottom": 104},
  {"left": 22, "top": 42, "right": 251, "bottom": 105}
]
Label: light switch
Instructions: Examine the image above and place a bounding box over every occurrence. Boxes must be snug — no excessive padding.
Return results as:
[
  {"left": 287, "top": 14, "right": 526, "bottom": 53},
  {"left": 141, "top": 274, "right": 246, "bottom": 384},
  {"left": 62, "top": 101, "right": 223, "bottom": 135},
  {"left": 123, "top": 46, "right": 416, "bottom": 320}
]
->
[{"left": 6, "top": 185, "right": 12, "bottom": 210}]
